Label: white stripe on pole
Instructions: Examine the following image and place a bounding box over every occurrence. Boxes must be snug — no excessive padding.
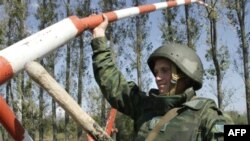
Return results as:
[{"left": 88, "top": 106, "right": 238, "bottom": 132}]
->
[
  {"left": 176, "top": 0, "right": 186, "bottom": 5},
  {"left": 154, "top": 2, "right": 168, "bottom": 10},
  {"left": 0, "top": 18, "right": 78, "bottom": 74},
  {"left": 114, "top": 7, "right": 140, "bottom": 19},
  {"left": 177, "top": 0, "right": 200, "bottom": 5}
]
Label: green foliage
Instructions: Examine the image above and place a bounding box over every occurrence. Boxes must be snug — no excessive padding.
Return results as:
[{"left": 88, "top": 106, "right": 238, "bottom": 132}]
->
[
  {"left": 115, "top": 112, "right": 134, "bottom": 141},
  {"left": 205, "top": 45, "right": 230, "bottom": 79},
  {"left": 160, "top": 8, "right": 179, "bottom": 43},
  {"left": 0, "top": 23, "right": 4, "bottom": 45},
  {"left": 76, "top": 0, "right": 91, "bottom": 17},
  {"left": 7, "top": 0, "right": 27, "bottom": 21},
  {"left": 35, "top": 1, "right": 57, "bottom": 28},
  {"left": 225, "top": 111, "right": 248, "bottom": 124},
  {"left": 208, "top": 10, "right": 218, "bottom": 21},
  {"left": 4, "top": 0, "right": 27, "bottom": 44}
]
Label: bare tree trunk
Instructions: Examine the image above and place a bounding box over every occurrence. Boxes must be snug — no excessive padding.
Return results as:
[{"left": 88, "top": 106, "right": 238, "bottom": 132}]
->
[
  {"left": 51, "top": 62, "right": 57, "bottom": 141},
  {"left": 0, "top": 127, "right": 3, "bottom": 141},
  {"left": 185, "top": 5, "right": 192, "bottom": 48},
  {"left": 210, "top": 18, "right": 223, "bottom": 108},
  {"left": 39, "top": 60, "right": 45, "bottom": 141},
  {"left": 235, "top": 0, "right": 250, "bottom": 123},
  {"left": 75, "top": 0, "right": 91, "bottom": 139},
  {"left": 77, "top": 35, "right": 84, "bottom": 139},
  {"left": 207, "top": 0, "right": 223, "bottom": 109},
  {"left": 135, "top": 14, "right": 142, "bottom": 89},
  {"left": 65, "top": 0, "right": 71, "bottom": 140},
  {"left": 38, "top": 1, "right": 46, "bottom": 139},
  {"left": 0, "top": 108, "right": 7, "bottom": 140}
]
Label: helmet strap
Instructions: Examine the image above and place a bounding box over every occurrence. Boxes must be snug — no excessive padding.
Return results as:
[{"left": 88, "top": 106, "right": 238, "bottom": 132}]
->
[{"left": 167, "top": 64, "right": 180, "bottom": 95}]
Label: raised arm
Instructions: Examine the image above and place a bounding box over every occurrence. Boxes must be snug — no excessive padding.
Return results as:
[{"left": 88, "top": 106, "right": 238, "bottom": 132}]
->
[{"left": 90, "top": 14, "right": 144, "bottom": 119}]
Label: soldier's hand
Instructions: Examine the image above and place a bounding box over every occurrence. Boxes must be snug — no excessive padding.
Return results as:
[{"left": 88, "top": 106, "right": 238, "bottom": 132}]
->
[{"left": 92, "top": 14, "right": 108, "bottom": 38}]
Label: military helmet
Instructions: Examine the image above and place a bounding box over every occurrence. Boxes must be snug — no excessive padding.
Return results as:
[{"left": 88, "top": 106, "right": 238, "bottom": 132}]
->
[{"left": 147, "top": 43, "right": 204, "bottom": 90}]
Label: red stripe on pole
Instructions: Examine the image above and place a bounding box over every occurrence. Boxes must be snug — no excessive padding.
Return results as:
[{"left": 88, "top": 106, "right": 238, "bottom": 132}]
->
[
  {"left": 70, "top": 12, "right": 117, "bottom": 36},
  {"left": 182, "top": 0, "right": 193, "bottom": 5},
  {"left": 138, "top": 4, "right": 156, "bottom": 14},
  {"left": 69, "top": 16, "right": 87, "bottom": 36},
  {"left": 186, "top": 0, "right": 192, "bottom": 3},
  {"left": 80, "top": 12, "right": 117, "bottom": 29},
  {"left": 0, "top": 56, "right": 13, "bottom": 85},
  {"left": 0, "top": 96, "right": 25, "bottom": 141},
  {"left": 86, "top": 108, "right": 117, "bottom": 141},
  {"left": 167, "top": 1, "right": 178, "bottom": 7},
  {"left": 105, "top": 108, "right": 117, "bottom": 135},
  {"left": 105, "top": 12, "right": 118, "bottom": 23}
]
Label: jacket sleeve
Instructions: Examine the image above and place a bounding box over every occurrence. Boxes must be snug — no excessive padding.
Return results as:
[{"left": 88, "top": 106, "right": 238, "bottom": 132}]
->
[
  {"left": 202, "top": 106, "right": 234, "bottom": 141},
  {"left": 91, "top": 37, "right": 143, "bottom": 119}
]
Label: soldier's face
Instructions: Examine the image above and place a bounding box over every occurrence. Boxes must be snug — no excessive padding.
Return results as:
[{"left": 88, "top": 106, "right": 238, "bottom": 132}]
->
[{"left": 154, "top": 58, "right": 172, "bottom": 94}]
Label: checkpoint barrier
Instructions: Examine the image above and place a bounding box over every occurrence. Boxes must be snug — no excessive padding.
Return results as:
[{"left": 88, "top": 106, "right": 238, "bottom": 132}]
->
[{"left": 0, "top": 0, "right": 210, "bottom": 140}]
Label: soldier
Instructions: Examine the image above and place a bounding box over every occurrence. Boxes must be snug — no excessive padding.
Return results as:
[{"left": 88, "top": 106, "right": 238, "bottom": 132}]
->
[{"left": 90, "top": 14, "right": 233, "bottom": 141}]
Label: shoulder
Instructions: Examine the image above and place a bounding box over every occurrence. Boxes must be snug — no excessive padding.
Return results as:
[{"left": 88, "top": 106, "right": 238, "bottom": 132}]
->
[
  {"left": 183, "top": 97, "right": 217, "bottom": 110},
  {"left": 183, "top": 97, "right": 234, "bottom": 125},
  {"left": 184, "top": 98, "right": 234, "bottom": 139},
  {"left": 183, "top": 97, "right": 233, "bottom": 123}
]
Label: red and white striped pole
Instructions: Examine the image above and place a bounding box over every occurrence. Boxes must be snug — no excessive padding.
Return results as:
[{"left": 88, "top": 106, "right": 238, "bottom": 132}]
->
[
  {"left": 105, "top": 108, "right": 117, "bottom": 136},
  {"left": 0, "top": 0, "right": 201, "bottom": 85},
  {"left": 0, "top": 96, "right": 33, "bottom": 141},
  {"left": 87, "top": 108, "right": 117, "bottom": 141}
]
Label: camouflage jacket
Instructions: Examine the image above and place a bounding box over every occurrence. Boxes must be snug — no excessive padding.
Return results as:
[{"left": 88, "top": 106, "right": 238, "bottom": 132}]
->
[{"left": 91, "top": 37, "right": 233, "bottom": 141}]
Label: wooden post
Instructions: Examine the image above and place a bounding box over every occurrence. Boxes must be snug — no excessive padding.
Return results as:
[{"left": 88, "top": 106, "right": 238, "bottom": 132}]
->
[{"left": 25, "top": 61, "right": 113, "bottom": 141}]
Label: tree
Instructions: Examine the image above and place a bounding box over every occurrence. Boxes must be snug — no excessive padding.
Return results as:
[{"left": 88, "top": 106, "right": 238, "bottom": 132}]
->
[
  {"left": 160, "top": 1, "right": 179, "bottom": 44},
  {"left": 36, "top": 0, "right": 58, "bottom": 140},
  {"left": 0, "top": 19, "right": 5, "bottom": 46},
  {"left": 204, "top": 0, "right": 230, "bottom": 109},
  {"left": 63, "top": 0, "right": 72, "bottom": 139},
  {"left": 4, "top": 0, "right": 23, "bottom": 114},
  {"left": 183, "top": 4, "right": 200, "bottom": 49},
  {"left": 4, "top": 1, "right": 30, "bottom": 140},
  {"left": 132, "top": 0, "right": 152, "bottom": 91},
  {"left": 225, "top": 0, "right": 250, "bottom": 123},
  {"left": 75, "top": 0, "right": 91, "bottom": 139}
]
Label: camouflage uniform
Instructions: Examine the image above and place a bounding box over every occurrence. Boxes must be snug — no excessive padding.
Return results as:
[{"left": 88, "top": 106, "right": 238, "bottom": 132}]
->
[{"left": 91, "top": 37, "right": 233, "bottom": 141}]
